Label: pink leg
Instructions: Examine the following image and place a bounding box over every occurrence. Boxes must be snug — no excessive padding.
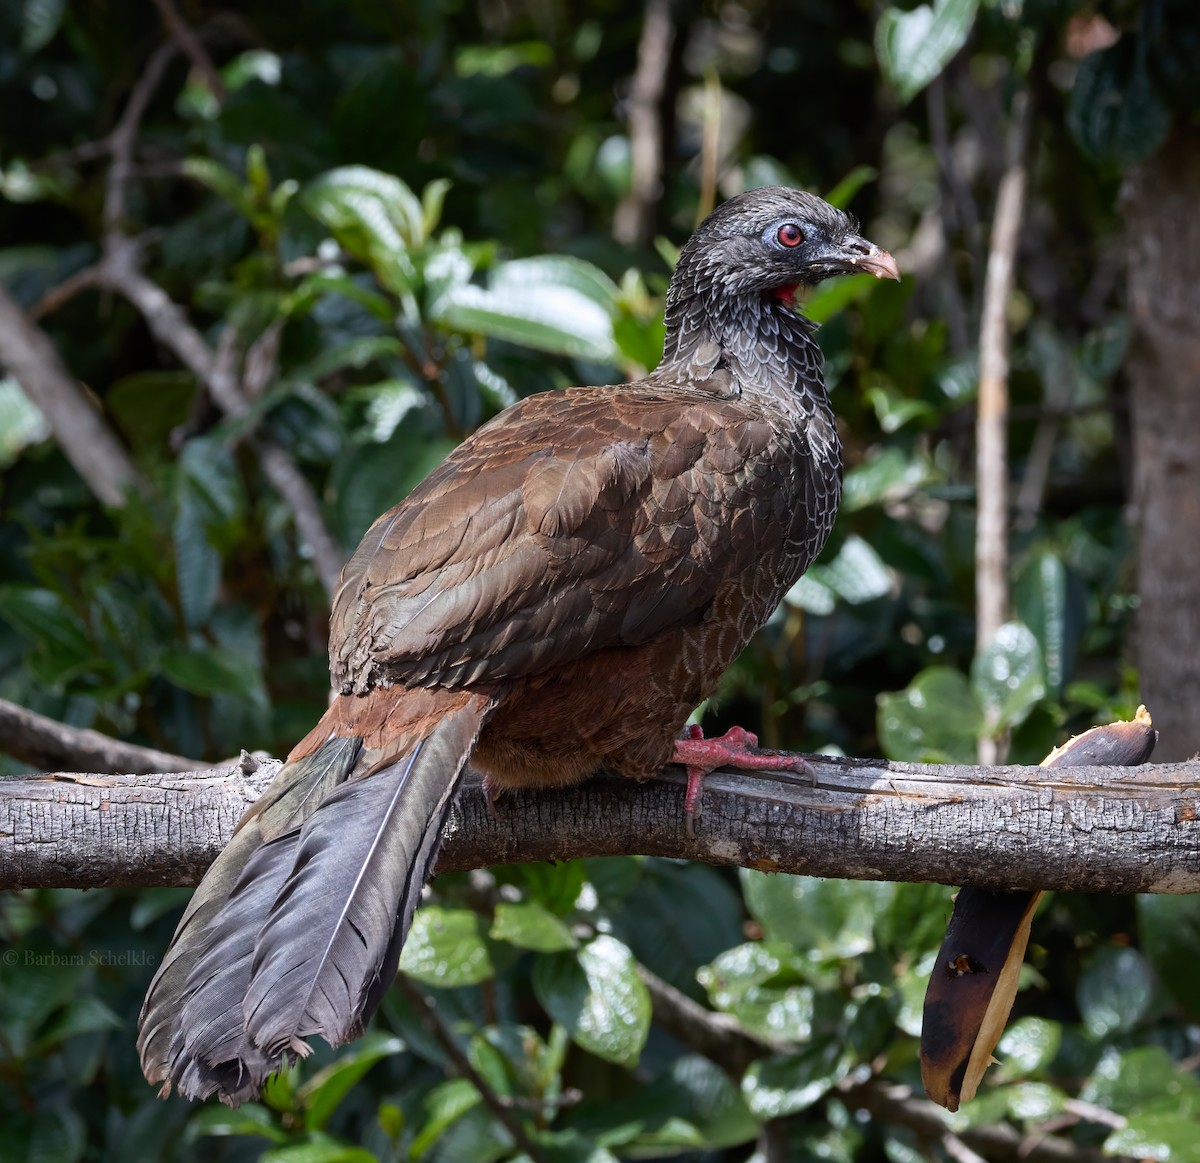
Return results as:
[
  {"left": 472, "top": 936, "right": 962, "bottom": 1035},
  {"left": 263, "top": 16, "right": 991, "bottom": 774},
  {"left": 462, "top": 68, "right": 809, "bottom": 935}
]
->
[{"left": 672, "top": 724, "right": 814, "bottom": 838}]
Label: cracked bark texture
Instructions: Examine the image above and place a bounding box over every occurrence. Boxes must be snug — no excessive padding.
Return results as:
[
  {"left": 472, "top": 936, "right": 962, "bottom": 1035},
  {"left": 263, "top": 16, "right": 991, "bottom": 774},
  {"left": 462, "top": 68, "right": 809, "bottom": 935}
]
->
[
  {"left": 2, "top": 756, "right": 1197, "bottom": 894},
  {"left": 1126, "top": 129, "right": 1200, "bottom": 762}
]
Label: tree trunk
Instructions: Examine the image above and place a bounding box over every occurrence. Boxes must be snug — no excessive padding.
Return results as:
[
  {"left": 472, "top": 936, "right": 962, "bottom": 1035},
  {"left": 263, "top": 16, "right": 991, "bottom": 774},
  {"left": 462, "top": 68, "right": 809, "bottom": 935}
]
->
[{"left": 1125, "top": 129, "right": 1200, "bottom": 762}]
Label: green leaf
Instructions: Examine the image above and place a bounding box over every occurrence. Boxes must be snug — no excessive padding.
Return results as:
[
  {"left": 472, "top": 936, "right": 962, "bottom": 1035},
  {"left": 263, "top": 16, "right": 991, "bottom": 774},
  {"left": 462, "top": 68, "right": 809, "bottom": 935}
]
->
[
  {"left": 742, "top": 1040, "right": 851, "bottom": 1118},
  {"left": 877, "top": 666, "right": 982, "bottom": 763},
  {"left": 741, "top": 873, "right": 893, "bottom": 961},
  {"left": 433, "top": 256, "right": 619, "bottom": 363},
  {"left": 491, "top": 902, "right": 577, "bottom": 952},
  {"left": 1138, "top": 894, "right": 1200, "bottom": 1022},
  {"left": 532, "top": 935, "right": 650, "bottom": 1067},
  {"left": 21, "top": 0, "right": 67, "bottom": 54},
  {"left": 304, "top": 166, "right": 424, "bottom": 294},
  {"left": 399, "top": 907, "right": 496, "bottom": 987},
  {"left": 0, "top": 376, "right": 50, "bottom": 467},
  {"left": 1107, "top": 1111, "right": 1200, "bottom": 1163},
  {"left": 298, "top": 1031, "right": 404, "bottom": 1131},
  {"left": 184, "top": 157, "right": 255, "bottom": 221},
  {"left": 160, "top": 647, "right": 257, "bottom": 699},
  {"left": 1014, "top": 551, "right": 1076, "bottom": 697},
  {"left": 329, "top": 431, "right": 456, "bottom": 549},
  {"left": 823, "top": 165, "right": 877, "bottom": 209},
  {"left": 842, "top": 446, "right": 934, "bottom": 512},
  {"left": 260, "top": 1136, "right": 380, "bottom": 1163},
  {"left": 697, "top": 942, "right": 814, "bottom": 1042},
  {"left": 188, "top": 1104, "right": 288, "bottom": 1143},
  {"left": 1082, "top": 1045, "right": 1200, "bottom": 1114},
  {"left": 1069, "top": 37, "right": 1172, "bottom": 167},
  {"left": 996, "top": 1017, "right": 1062, "bottom": 1078},
  {"left": 410, "top": 1078, "right": 482, "bottom": 1158},
  {"left": 421, "top": 178, "right": 453, "bottom": 236},
  {"left": 1076, "top": 946, "right": 1156, "bottom": 1038},
  {"left": 0, "top": 585, "right": 93, "bottom": 681},
  {"left": 970, "top": 622, "right": 1045, "bottom": 731},
  {"left": 805, "top": 534, "right": 892, "bottom": 605},
  {"left": 876, "top": 0, "right": 979, "bottom": 103}
]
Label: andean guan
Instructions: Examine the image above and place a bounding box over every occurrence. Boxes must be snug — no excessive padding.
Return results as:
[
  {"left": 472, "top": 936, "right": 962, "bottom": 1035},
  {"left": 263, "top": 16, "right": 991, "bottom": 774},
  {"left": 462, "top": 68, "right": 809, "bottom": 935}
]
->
[{"left": 138, "top": 186, "right": 899, "bottom": 1105}]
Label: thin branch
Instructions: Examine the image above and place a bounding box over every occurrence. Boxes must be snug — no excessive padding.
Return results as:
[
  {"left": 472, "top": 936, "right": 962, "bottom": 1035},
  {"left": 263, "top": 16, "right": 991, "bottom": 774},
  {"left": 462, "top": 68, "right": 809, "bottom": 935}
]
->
[
  {"left": 397, "top": 977, "right": 550, "bottom": 1163},
  {"left": 0, "top": 696, "right": 195, "bottom": 775},
  {"left": 637, "top": 939, "right": 1123, "bottom": 1163},
  {"left": 2, "top": 751, "right": 1196, "bottom": 893},
  {"left": 836, "top": 1079, "right": 1119, "bottom": 1163},
  {"left": 975, "top": 88, "right": 1032, "bottom": 763},
  {"left": 0, "top": 283, "right": 139, "bottom": 507},
  {"left": 925, "top": 74, "right": 973, "bottom": 356},
  {"left": 637, "top": 963, "right": 772, "bottom": 1077},
  {"left": 150, "top": 0, "right": 225, "bottom": 105},
  {"left": 256, "top": 443, "right": 344, "bottom": 596},
  {"left": 104, "top": 42, "right": 178, "bottom": 236},
  {"left": 613, "top": 0, "right": 675, "bottom": 247},
  {"left": 95, "top": 249, "right": 343, "bottom": 597}
]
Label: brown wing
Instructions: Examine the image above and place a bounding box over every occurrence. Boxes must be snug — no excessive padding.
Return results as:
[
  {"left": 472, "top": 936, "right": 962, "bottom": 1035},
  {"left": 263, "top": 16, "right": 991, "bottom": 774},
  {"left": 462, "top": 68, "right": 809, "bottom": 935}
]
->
[{"left": 329, "top": 384, "right": 796, "bottom": 693}]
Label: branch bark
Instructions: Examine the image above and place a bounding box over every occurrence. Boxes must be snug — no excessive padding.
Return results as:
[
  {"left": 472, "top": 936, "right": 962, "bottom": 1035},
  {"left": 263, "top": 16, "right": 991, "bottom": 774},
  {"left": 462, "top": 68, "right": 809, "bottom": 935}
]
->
[
  {"left": 0, "top": 696, "right": 195, "bottom": 775},
  {"left": 613, "top": 0, "right": 675, "bottom": 247},
  {"left": 1125, "top": 128, "right": 1200, "bottom": 762},
  {"left": 975, "top": 88, "right": 1031, "bottom": 763},
  {"left": 0, "top": 284, "right": 139, "bottom": 507},
  {"left": 2, "top": 751, "right": 1196, "bottom": 893}
]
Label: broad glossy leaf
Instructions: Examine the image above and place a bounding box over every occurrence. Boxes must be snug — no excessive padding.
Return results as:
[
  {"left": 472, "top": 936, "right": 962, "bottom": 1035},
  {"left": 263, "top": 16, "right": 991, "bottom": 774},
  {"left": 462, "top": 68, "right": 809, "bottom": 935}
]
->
[
  {"left": 996, "top": 1017, "right": 1062, "bottom": 1078},
  {"left": 304, "top": 166, "right": 423, "bottom": 294},
  {"left": 742, "top": 1040, "right": 851, "bottom": 1118},
  {"left": 1137, "top": 894, "right": 1200, "bottom": 1022},
  {"left": 1076, "top": 946, "right": 1156, "bottom": 1038},
  {"left": 877, "top": 666, "right": 981, "bottom": 763},
  {"left": 741, "top": 872, "right": 893, "bottom": 961},
  {"left": 433, "top": 256, "right": 619, "bottom": 362},
  {"left": 410, "top": 1078, "right": 481, "bottom": 1158},
  {"left": 1082, "top": 1045, "right": 1200, "bottom": 1114},
  {"left": 298, "top": 1032, "right": 404, "bottom": 1131},
  {"left": 160, "top": 647, "right": 257, "bottom": 699},
  {"left": 876, "top": 0, "right": 979, "bottom": 103},
  {"left": 490, "top": 902, "right": 577, "bottom": 952},
  {"left": 532, "top": 936, "right": 649, "bottom": 1067},
  {"left": 1069, "top": 38, "right": 1172, "bottom": 167},
  {"left": 1014, "top": 551, "right": 1080, "bottom": 697},
  {"left": 806, "top": 534, "right": 892, "bottom": 605},
  {"left": 399, "top": 907, "right": 495, "bottom": 987},
  {"left": 1107, "top": 1111, "right": 1200, "bottom": 1163},
  {"left": 971, "top": 622, "right": 1045, "bottom": 731},
  {"left": 697, "top": 942, "right": 814, "bottom": 1042}
]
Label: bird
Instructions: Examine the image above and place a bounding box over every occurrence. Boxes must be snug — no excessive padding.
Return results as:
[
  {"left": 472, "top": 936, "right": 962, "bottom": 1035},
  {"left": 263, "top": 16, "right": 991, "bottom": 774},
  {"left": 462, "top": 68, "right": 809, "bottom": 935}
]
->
[{"left": 137, "top": 185, "right": 899, "bottom": 1106}]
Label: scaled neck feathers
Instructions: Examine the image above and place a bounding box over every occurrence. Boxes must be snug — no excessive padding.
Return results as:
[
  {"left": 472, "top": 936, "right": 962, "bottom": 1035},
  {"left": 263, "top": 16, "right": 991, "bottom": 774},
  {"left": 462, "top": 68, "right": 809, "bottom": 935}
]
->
[{"left": 655, "top": 248, "right": 827, "bottom": 412}]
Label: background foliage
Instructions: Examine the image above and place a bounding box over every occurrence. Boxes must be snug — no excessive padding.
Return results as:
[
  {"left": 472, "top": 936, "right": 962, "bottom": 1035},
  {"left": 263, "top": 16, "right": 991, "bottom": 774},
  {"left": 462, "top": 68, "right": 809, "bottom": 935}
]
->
[{"left": 1, "top": 1, "right": 1199, "bottom": 1160}]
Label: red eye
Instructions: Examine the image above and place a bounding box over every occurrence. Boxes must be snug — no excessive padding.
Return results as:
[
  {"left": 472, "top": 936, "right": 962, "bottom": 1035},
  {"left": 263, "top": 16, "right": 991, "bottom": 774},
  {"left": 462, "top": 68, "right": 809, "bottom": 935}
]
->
[{"left": 777, "top": 223, "right": 804, "bottom": 248}]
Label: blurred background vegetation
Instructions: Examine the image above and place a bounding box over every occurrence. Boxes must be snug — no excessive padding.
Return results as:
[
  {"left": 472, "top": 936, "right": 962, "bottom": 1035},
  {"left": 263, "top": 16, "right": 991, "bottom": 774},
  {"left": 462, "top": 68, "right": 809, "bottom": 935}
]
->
[{"left": 2, "top": 0, "right": 1200, "bottom": 1159}]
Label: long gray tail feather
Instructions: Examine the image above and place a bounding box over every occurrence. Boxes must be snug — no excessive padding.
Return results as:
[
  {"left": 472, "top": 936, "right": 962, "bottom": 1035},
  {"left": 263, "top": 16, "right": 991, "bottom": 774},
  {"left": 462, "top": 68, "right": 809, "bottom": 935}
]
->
[
  {"left": 138, "top": 702, "right": 488, "bottom": 1106},
  {"left": 138, "top": 735, "right": 363, "bottom": 1099}
]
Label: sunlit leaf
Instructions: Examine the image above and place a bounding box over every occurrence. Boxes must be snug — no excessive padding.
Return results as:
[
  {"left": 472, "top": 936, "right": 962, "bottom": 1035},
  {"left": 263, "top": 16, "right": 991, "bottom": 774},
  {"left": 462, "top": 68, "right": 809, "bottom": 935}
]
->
[
  {"left": 971, "top": 621, "right": 1045, "bottom": 731},
  {"left": 876, "top": 0, "right": 979, "bottom": 103},
  {"left": 877, "top": 666, "right": 982, "bottom": 763},
  {"left": 532, "top": 936, "right": 650, "bottom": 1067},
  {"left": 399, "top": 907, "right": 495, "bottom": 987}
]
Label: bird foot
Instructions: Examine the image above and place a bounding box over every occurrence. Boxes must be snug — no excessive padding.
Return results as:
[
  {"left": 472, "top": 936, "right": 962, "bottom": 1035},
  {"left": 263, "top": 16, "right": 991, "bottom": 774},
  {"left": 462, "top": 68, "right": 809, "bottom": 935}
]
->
[{"left": 672, "top": 724, "right": 814, "bottom": 838}]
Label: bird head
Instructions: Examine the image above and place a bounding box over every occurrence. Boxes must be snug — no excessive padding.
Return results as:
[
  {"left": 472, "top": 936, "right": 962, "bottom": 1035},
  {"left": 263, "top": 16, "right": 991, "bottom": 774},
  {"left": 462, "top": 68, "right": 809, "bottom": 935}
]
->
[{"left": 671, "top": 186, "right": 900, "bottom": 310}]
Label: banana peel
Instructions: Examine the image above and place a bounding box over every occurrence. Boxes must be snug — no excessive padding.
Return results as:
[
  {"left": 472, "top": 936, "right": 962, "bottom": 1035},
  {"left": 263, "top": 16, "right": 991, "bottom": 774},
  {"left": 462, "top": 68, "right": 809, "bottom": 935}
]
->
[{"left": 920, "top": 706, "right": 1158, "bottom": 1111}]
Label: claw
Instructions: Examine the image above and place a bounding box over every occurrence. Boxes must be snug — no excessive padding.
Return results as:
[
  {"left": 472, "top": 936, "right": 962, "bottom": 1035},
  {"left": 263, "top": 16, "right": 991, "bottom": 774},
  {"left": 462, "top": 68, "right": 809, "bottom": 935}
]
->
[{"left": 672, "top": 724, "right": 813, "bottom": 837}]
